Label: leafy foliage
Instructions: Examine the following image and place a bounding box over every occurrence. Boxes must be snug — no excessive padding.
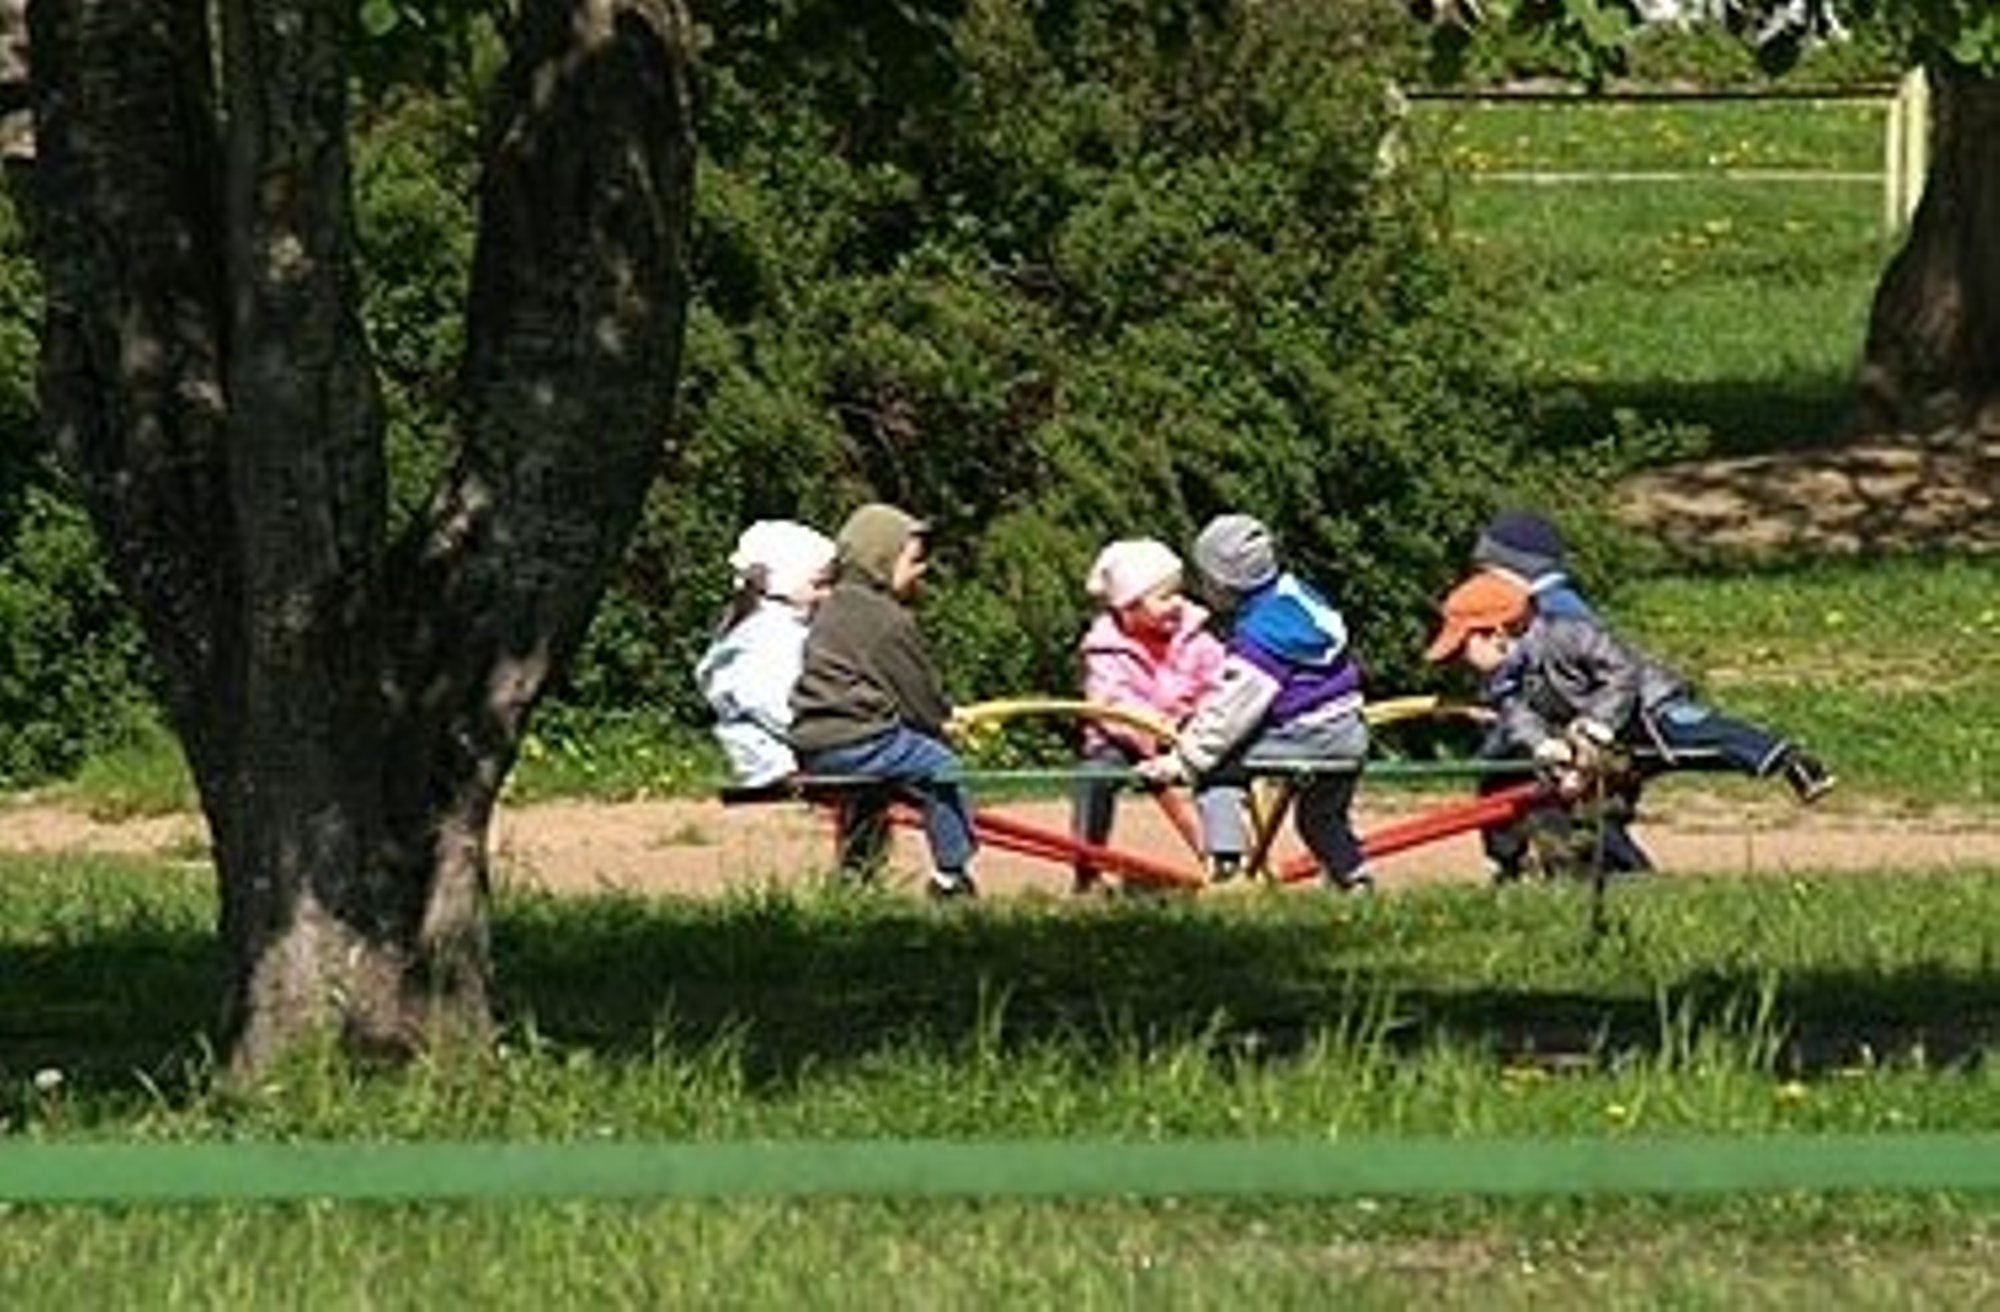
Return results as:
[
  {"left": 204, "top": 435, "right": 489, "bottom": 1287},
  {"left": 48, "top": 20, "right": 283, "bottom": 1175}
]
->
[
  {"left": 577, "top": 0, "right": 1571, "bottom": 722},
  {"left": 1424, "top": 1, "right": 1995, "bottom": 83},
  {"left": 0, "top": 0, "right": 1603, "bottom": 784}
]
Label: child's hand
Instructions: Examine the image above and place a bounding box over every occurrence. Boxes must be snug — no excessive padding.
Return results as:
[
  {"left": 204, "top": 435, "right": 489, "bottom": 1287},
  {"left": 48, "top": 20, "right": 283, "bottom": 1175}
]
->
[
  {"left": 1136, "top": 753, "right": 1187, "bottom": 786},
  {"left": 1532, "top": 738, "right": 1586, "bottom": 798}
]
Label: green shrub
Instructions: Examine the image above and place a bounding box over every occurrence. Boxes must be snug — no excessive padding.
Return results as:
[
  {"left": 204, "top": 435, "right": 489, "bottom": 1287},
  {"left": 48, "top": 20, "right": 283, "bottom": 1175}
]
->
[{"left": 582, "top": 0, "right": 1577, "bottom": 728}]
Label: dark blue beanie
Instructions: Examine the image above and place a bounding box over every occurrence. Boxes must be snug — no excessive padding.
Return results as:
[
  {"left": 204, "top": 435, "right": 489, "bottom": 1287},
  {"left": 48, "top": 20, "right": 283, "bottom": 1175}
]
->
[{"left": 1473, "top": 510, "right": 1566, "bottom": 580}]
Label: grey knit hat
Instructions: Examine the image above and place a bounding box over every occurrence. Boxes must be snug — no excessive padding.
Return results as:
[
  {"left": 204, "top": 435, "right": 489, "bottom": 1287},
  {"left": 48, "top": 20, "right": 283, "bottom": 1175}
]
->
[
  {"left": 1472, "top": 509, "right": 1566, "bottom": 582},
  {"left": 1192, "top": 513, "right": 1278, "bottom": 596}
]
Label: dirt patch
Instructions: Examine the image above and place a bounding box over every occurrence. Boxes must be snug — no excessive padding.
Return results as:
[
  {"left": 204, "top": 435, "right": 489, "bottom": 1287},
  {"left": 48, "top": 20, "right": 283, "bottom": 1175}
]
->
[
  {"left": 7, "top": 789, "right": 1997, "bottom": 901},
  {"left": 1614, "top": 429, "right": 2000, "bottom": 557}
]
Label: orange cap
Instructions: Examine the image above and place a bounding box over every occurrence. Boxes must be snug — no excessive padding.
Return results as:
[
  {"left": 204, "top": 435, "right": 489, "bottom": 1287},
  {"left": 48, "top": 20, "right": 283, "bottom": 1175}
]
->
[{"left": 1424, "top": 571, "right": 1531, "bottom": 662}]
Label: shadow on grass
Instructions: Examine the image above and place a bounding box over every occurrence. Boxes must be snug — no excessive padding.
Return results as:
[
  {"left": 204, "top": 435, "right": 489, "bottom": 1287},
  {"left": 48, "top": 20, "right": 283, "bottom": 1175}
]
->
[
  {"left": 6, "top": 888, "right": 2000, "bottom": 1105},
  {"left": 488, "top": 890, "right": 2000, "bottom": 1083},
  {"left": 1545, "top": 375, "right": 1861, "bottom": 462}
]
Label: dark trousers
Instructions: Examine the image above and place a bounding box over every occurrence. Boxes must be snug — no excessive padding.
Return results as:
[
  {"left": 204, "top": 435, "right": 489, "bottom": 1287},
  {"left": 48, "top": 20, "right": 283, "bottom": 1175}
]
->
[
  {"left": 1478, "top": 729, "right": 1651, "bottom": 880},
  {"left": 1071, "top": 741, "right": 1141, "bottom": 891}
]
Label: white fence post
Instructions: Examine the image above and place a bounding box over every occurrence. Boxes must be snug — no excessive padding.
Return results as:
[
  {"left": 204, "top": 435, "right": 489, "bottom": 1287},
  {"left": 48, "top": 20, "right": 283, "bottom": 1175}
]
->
[{"left": 1884, "top": 67, "right": 1930, "bottom": 238}]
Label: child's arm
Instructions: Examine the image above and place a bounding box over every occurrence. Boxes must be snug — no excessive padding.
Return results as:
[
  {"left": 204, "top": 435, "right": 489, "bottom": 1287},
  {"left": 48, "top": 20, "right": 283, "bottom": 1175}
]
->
[
  {"left": 1170, "top": 654, "right": 1280, "bottom": 775},
  {"left": 876, "top": 609, "right": 954, "bottom": 737},
  {"left": 1082, "top": 646, "right": 1169, "bottom": 755}
]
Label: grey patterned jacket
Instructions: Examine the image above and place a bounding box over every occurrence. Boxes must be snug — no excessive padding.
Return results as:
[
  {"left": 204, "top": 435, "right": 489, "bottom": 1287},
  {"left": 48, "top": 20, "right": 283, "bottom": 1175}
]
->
[{"left": 1495, "top": 614, "right": 1690, "bottom": 751}]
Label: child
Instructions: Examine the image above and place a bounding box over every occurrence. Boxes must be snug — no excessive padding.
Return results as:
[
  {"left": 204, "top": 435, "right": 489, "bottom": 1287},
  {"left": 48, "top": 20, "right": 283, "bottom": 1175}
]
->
[
  {"left": 1473, "top": 508, "right": 1596, "bottom": 621},
  {"left": 788, "top": 502, "right": 980, "bottom": 899},
  {"left": 1423, "top": 570, "right": 1835, "bottom": 872},
  {"left": 1465, "top": 508, "right": 1638, "bottom": 877},
  {"left": 693, "top": 519, "right": 837, "bottom": 787},
  {"left": 1138, "top": 513, "right": 1374, "bottom": 893},
  {"left": 1072, "top": 538, "right": 1227, "bottom": 894}
]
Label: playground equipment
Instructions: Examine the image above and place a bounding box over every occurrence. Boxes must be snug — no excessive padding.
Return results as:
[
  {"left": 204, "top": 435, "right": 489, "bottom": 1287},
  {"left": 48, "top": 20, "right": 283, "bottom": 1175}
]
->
[{"left": 720, "top": 694, "right": 1557, "bottom": 892}]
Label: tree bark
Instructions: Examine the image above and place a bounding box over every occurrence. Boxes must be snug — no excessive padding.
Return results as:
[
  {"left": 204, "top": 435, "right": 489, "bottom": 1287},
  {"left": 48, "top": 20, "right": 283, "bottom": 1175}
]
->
[
  {"left": 28, "top": 0, "right": 695, "bottom": 1076},
  {"left": 1859, "top": 66, "right": 2000, "bottom": 437}
]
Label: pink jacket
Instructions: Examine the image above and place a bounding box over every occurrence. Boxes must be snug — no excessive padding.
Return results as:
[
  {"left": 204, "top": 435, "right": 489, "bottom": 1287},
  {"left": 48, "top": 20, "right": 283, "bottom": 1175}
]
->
[{"left": 1078, "top": 603, "right": 1227, "bottom": 755}]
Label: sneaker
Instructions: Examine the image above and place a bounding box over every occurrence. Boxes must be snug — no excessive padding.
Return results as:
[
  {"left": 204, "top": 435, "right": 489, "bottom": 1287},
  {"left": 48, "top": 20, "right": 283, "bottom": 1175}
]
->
[
  {"left": 1207, "top": 853, "right": 1245, "bottom": 885},
  {"left": 927, "top": 870, "right": 979, "bottom": 900},
  {"left": 1324, "top": 868, "right": 1375, "bottom": 896},
  {"left": 1782, "top": 752, "right": 1836, "bottom": 805}
]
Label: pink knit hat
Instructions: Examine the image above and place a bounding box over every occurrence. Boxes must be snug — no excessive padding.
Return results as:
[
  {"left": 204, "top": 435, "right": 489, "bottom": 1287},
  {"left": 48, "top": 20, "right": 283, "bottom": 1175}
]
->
[{"left": 1085, "top": 538, "right": 1183, "bottom": 610}]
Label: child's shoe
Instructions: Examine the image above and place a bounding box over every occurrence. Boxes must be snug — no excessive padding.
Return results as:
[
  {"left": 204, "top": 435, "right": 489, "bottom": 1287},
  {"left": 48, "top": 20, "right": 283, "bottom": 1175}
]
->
[
  {"left": 928, "top": 869, "right": 979, "bottom": 900},
  {"left": 1323, "top": 867, "right": 1375, "bottom": 896},
  {"left": 1207, "top": 853, "right": 1245, "bottom": 885},
  {"left": 1781, "top": 752, "right": 1836, "bottom": 804}
]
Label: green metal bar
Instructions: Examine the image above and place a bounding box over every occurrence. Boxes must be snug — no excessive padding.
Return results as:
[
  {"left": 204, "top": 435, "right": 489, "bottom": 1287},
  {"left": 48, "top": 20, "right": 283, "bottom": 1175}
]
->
[{"left": 4, "top": 1135, "right": 2000, "bottom": 1204}]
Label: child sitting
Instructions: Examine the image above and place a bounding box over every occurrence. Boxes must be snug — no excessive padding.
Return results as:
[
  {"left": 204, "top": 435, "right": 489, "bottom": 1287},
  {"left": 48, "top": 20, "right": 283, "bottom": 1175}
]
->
[
  {"left": 788, "top": 503, "right": 980, "bottom": 899},
  {"left": 693, "top": 519, "right": 837, "bottom": 787},
  {"left": 1423, "top": 570, "right": 1835, "bottom": 872},
  {"left": 1138, "top": 514, "right": 1374, "bottom": 893},
  {"left": 1072, "top": 538, "right": 1226, "bottom": 894}
]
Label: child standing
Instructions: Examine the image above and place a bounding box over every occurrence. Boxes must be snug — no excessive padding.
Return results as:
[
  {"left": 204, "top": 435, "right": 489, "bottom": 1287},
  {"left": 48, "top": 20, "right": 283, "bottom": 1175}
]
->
[
  {"left": 1424, "top": 570, "right": 1834, "bottom": 871},
  {"left": 693, "top": 519, "right": 837, "bottom": 787},
  {"left": 1464, "top": 509, "right": 1642, "bottom": 877},
  {"left": 1072, "top": 538, "right": 1226, "bottom": 894},
  {"left": 1473, "top": 508, "right": 1597, "bottom": 621},
  {"left": 1138, "top": 514, "right": 1374, "bottom": 893},
  {"left": 788, "top": 503, "right": 980, "bottom": 899}
]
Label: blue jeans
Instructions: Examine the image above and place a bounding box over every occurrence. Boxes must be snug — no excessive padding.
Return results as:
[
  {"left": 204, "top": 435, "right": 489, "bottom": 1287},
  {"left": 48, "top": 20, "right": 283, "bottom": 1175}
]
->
[
  {"left": 1640, "top": 698, "right": 1791, "bottom": 776},
  {"left": 801, "top": 726, "right": 978, "bottom": 875}
]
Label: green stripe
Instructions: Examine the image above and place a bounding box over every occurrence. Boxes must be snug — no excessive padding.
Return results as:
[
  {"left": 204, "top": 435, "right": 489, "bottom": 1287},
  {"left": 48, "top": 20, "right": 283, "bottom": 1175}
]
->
[{"left": 4, "top": 1136, "right": 2000, "bottom": 1203}]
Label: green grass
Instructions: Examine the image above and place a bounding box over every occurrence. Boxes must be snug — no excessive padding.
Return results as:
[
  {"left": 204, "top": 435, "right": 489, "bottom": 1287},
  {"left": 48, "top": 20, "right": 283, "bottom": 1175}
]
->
[
  {"left": 6, "top": 855, "right": 2000, "bottom": 1300},
  {"left": 1604, "top": 556, "right": 2000, "bottom": 809},
  {"left": 1416, "top": 97, "right": 1886, "bottom": 174},
  {"left": 1411, "top": 97, "right": 1890, "bottom": 457}
]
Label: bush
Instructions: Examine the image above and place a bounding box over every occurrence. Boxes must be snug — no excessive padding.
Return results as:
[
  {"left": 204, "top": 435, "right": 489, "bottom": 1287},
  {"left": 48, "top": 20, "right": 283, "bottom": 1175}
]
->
[{"left": 579, "top": 0, "right": 1575, "bottom": 727}]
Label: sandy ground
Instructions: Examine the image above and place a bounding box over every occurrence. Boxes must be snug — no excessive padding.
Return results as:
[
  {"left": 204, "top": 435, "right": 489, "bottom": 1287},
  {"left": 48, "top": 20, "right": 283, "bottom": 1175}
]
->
[{"left": 5, "top": 786, "right": 1998, "bottom": 901}]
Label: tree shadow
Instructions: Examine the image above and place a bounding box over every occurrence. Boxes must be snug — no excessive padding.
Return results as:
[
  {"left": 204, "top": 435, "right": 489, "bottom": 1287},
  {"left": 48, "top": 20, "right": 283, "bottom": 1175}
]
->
[
  {"left": 490, "top": 893, "right": 2000, "bottom": 1082},
  {"left": 6, "top": 892, "right": 1997, "bottom": 1112},
  {"left": 1545, "top": 374, "right": 2000, "bottom": 564}
]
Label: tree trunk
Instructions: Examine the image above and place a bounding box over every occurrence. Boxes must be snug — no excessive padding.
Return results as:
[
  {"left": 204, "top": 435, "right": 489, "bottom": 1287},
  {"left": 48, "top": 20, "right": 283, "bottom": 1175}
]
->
[
  {"left": 28, "top": 0, "right": 695, "bottom": 1076},
  {"left": 1859, "top": 66, "right": 2000, "bottom": 437}
]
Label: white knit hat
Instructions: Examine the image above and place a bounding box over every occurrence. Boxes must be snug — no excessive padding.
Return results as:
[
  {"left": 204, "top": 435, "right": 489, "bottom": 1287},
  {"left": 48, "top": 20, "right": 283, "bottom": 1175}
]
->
[
  {"left": 729, "top": 519, "right": 836, "bottom": 599},
  {"left": 1085, "top": 538, "right": 1183, "bottom": 610}
]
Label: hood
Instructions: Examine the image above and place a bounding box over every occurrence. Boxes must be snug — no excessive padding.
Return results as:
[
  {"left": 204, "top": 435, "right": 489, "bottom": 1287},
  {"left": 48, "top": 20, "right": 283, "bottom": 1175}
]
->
[{"left": 836, "top": 502, "right": 926, "bottom": 587}]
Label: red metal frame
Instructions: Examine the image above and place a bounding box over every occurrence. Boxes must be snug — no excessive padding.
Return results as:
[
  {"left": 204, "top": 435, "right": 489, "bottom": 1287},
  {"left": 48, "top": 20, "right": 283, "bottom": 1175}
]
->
[{"left": 748, "top": 772, "right": 1552, "bottom": 893}]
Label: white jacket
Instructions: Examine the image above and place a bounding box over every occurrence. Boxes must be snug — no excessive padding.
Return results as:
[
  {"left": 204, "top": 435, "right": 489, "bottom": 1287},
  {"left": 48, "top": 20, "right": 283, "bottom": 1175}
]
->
[{"left": 693, "top": 601, "right": 813, "bottom": 785}]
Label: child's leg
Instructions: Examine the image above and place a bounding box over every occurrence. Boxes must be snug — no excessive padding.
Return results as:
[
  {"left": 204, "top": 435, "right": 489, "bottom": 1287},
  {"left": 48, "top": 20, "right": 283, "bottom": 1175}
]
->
[
  {"left": 1193, "top": 776, "right": 1250, "bottom": 878},
  {"left": 804, "top": 728, "right": 978, "bottom": 891},
  {"left": 1070, "top": 742, "right": 1131, "bottom": 893},
  {"left": 1646, "top": 697, "right": 1790, "bottom": 774},
  {"left": 1295, "top": 773, "right": 1368, "bottom": 887},
  {"left": 1251, "top": 710, "right": 1371, "bottom": 890}
]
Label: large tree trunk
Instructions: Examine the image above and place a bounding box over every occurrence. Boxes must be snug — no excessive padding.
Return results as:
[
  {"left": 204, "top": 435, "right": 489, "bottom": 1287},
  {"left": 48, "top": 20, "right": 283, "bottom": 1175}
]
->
[
  {"left": 28, "top": 0, "right": 695, "bottom": 1076},
  {"left": 1859, "top": 66, "right": 2000, "bottom": 437}
]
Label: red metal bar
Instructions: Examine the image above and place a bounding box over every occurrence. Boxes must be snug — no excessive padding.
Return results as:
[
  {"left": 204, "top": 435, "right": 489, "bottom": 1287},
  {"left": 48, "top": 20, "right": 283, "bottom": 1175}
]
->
[
  {"left": 1278, "top": 781, "right": 1549, "bottom": 883},
  {"left": 864, "top": 801, "right": 1203, "bottom": 890},
  {"left": 970, "top": 808, "right": 1204, "bottom": 890}
]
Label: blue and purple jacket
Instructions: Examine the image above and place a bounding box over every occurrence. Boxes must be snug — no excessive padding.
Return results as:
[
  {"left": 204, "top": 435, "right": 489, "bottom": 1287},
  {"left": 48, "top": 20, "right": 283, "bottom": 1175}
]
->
[{"left": 1173, "top": 571, "right": 1365, "bottom": 774}]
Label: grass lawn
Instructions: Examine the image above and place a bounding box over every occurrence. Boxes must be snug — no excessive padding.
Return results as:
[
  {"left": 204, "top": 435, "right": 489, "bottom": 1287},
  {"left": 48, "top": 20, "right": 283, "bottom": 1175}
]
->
[
  {"left": 5, "top": 854, "right": 2000, "bottom": 1302},
  {"left": 1409, "top": 95, "right": 1890, "bottom": 457}
]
